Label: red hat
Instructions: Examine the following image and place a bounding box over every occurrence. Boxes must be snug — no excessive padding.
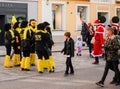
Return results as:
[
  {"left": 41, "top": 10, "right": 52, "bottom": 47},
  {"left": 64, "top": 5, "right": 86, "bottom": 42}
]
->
[{"left": 94, "top": 20, "right": 100, "bottom": 26}]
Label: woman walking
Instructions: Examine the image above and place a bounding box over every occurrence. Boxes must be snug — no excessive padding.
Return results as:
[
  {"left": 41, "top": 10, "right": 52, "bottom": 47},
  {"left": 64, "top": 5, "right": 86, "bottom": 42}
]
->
[{"left": 96, "top": 25, "right": 120, "bottom": 87}]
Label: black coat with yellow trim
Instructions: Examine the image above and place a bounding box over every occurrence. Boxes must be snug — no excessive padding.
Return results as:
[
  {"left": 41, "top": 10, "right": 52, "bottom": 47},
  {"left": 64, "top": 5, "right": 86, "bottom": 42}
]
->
[
  {"left": 34, "top": 30, "right": 50, "bottom": 51},
  {"left": 20, "top": 27, "right": 31, "bottom": 51}
]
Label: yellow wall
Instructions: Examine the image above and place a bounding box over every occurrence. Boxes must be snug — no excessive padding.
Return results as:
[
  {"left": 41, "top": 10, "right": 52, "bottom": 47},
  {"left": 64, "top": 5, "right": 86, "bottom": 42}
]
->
[
  {"left": 38, "top": 0, "right": 120, "bottom": 36},
  {"left": 38, "top": 0, "right": 42, "bottom": 22}
]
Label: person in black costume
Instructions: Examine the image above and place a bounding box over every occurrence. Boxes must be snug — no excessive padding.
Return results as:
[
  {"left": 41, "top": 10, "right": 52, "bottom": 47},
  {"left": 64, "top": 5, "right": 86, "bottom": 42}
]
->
[
  {"left": 35, "top": 23, "right": 53, "bottom": 73},
  {"left": 4, "top": 23, "right": 15, "bottom": 68}
]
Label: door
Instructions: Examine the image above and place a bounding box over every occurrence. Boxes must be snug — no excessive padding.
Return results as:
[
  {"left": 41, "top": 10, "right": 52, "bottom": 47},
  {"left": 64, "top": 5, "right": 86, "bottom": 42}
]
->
[
  {"left": 52, "top": 4, "right": 63, "bottom": 30},
  {"left": 0, "top": 15, "right": 5, "bottom": 45}
]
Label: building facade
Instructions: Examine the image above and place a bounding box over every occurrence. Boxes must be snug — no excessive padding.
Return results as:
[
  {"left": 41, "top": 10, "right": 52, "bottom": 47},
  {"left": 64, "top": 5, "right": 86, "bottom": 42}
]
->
[
  {"left": 0, "top": 0, "right": 38, "bottom": 45},
  {"left": 38, "top": 0, "right": 120, "bottom": 36}
]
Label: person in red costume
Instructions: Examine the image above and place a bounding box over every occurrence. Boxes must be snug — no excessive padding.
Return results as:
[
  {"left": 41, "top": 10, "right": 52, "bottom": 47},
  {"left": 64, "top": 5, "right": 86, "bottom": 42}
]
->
[{"left": 91, "top": 20, "right": 105, "bottom": 64}]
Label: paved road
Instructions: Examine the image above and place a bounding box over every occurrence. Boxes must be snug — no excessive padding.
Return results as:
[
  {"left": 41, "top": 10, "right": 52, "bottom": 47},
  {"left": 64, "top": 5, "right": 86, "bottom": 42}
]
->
[{"left": 0, "top": 41, "right": 120, "bottom": 89}]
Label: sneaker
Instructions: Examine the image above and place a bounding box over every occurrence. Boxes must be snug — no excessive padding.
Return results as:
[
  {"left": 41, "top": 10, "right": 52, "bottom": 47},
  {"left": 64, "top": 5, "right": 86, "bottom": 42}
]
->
[
  {"left": 115, "top": 82, "right": 120, "bottom": 86},
  {"left": 96, "top": 81, "right": 104, "bottom": 87},
  {"left": 110, "top": 80, "right": 117, "bottom": 84},
  {"left": 92, "top": 61, "right": 99, "bottom": 64},
  {"left": 64, "top": 72, "right": 69, "bottom": 76},
  {"left": 70, "top": 72, "right": 74, "bottom": 75}
]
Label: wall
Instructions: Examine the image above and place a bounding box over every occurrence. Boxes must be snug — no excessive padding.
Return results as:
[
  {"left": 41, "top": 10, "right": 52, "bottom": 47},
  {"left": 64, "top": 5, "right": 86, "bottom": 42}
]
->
[
  {"left": 27, "top": 1, "right": 38, "bottom": 21},
  {"left": 38, "top": 0, "right": 120, "bottom": 36}
]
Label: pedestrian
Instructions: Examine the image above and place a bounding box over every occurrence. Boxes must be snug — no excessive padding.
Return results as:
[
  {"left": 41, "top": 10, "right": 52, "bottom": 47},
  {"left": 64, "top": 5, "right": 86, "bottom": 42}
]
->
[
  {"left": 29, "top": 19, "right": 37, "bottom": 66},
  {"left": 91, "top": 20, "right": 105, "bottom": 64},
  {"left": 108, "top": 25, "right": 120, "bottom": 85},
  {"left": 96, "top": 25, "right": 120, "bottom": 87},
  {"left": 20, "top": 21, "right": 31, "bottom": 71},
  {"left": 4, "top": 23, "right": 15, "bottom": 68},
  {"left": 61, "top": 32, "right": 74, "bottom": 76},
  {"left": 81, "top": 20, "right": 88, "bottom": 46},
  {"left": 76, "top": 36, "right": 82, "bottom": 56},
  {"left": 12, "top": 22, "right": 21, "bottom": 66},
  {"left": 87, "top": 23, "right": 94, "bottom": 57},
  {"left": 35, "top": 23, "right": 53, "bottom": 73}
]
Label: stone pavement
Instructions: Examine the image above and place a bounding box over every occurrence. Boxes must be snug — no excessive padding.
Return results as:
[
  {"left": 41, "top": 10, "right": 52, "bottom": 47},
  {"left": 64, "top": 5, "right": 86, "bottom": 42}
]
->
[{"left": 0, "top": 36, "right": 120, "bottom": 89}]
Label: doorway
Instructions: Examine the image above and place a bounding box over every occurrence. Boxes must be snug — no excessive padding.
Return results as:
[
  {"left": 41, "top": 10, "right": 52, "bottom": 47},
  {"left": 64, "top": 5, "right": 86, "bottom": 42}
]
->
[
  {"left": 52, "top": 4, "right": 64, "bottom": 30},
  {"left": 0, "top": 15, "right": 5, "bottom": 45}
]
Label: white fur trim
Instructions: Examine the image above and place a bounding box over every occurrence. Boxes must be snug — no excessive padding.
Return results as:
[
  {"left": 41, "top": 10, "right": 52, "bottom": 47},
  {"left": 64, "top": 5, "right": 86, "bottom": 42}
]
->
[
  {"left": 96, "top": 32, "right": 104, "bottom": 34},
  {"left": 91, "top": 52, "right": 102, "bottom": 57}
]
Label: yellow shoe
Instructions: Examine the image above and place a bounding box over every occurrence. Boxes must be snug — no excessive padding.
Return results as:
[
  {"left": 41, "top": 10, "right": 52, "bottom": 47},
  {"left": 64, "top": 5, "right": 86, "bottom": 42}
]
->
[
  {"left": 12, "top": 54, "right": 18, "bottom": 66},
  {"left": 20, "top": 57, "right": 26, "bottom": 70},
  {"left": 16, "top": 54, "right": 20, "bottom": 66},
  {"left": 37, "top": 59, "right": 44, "bottom": 73},
  {"left": 30, "top": 53, "right": 36, "bottom": 66},
  {"left": 46, "top": 60, "right": 53, "bottom": 73},
  {"left": 4, "top": 55, "right": 12, "bottom": 68},
  {"left": 43, "top": 57, "right": 47, "bottom": 69},
  {"left": 24, "top": 57, "right": 30, "bottom": 71},
  {"left": 49, "top": 56, "right": 55, "bottom": 69}
]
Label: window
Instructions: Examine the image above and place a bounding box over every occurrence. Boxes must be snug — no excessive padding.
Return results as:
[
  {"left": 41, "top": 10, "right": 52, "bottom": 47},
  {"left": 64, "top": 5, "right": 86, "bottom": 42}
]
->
[{"left": 76, "top": 6, "right": 89, "bottom": 31}]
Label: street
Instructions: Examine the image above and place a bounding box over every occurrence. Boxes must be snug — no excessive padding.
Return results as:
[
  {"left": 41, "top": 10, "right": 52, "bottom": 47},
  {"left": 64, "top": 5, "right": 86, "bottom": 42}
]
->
[{"left": 0, "top": 40, "right": 120, "bottom": 89}]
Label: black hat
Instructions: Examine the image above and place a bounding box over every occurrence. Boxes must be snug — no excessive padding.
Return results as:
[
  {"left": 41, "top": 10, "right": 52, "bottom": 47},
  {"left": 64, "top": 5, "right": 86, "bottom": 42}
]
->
[
  {"left": 13, "top": 22, "right": 20, "bottom": 29},
  {"left": 37, "top": 23, "right": 45, "bottom": 30},
  {"left": 20, "top": 21, "right": 28, "bottom": 28},
  {"left": 43, "top": 22, "right": 50, "bottom": 27},
  {"left": 98, "top": 16, "right": 106, "bottom": 23},
  {"left": 4, "top": 23, "right": 11, "bottom": 31}
]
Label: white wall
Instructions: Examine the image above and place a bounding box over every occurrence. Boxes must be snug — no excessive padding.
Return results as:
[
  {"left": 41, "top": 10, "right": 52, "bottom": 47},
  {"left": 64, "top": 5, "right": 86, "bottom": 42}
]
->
[
  {"left": 42, "top": 0, "right": 52, "bottom": 24},
  {"left": 28, "top": 1, "right": 38, "bottom": 21}
]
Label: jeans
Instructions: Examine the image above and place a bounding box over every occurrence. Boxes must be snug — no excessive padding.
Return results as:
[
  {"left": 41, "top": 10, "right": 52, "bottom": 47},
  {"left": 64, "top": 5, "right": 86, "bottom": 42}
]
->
[
  {"left": 101, "top": 61, "right": 120, "bottom": 83},
  {"left": 65, "top": 57, "right": 74, "bottom": 74}
]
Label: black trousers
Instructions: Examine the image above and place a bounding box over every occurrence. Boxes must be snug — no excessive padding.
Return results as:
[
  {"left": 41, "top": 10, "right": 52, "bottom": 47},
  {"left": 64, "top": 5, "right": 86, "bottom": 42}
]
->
[
  {"left": 88, "top": 43, "right": 93, "bottom": 54},
  {"left": 30, "top": 44, "right": 35, "bottom": 53},
  {"left": 101, "top": 60, "right": 120, "bottom": 83},
  {"left": 23, "top": 49, "right": 30, "bottom": 57},
  {"left": 110, "top": 60, "right": 120, "bottom": 82},
  {"left": 13, "top": 44, "right": 21, "bottom": 54},
  {"left": 95, "top": 57, "right": 99, "bottom": 63},
  {"left": 36, "top": 49, "right": 49, "bottom": 60},
  {"left": 5, "top": 44, "right": 12, "bottom": 56},
  {"left": 65, "top": 57, "right": 74, "bottom": 74}
]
